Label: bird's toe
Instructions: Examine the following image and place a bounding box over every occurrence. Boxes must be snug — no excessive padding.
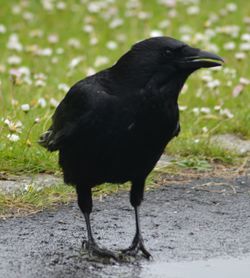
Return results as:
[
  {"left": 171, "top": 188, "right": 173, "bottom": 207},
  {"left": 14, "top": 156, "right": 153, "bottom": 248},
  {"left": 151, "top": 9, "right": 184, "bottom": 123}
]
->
[
  {"left": 82, "top": 240, "right": 118, "bottom": 261},
  {"left": 119, "top": 240, "right": 152, "bottom": 259}
]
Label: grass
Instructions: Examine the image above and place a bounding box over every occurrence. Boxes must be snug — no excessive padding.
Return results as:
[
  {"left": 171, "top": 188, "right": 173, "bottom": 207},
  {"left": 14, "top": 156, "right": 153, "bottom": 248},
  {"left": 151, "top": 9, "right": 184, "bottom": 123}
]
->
[
  {"left": 0, "top": 158, "right": 243, "bottom": 219},
  {"left": 1, "top": 0, "right": 250, "bottom": 174},
  {"left": 0, "top": 171, "right": 162, "bottom": 218},
  {"left": 0, "top": 183, "right": 75, "bottom": 218},
  {"left": 0, "top": 180, "right": 130, "bottom": 218}
]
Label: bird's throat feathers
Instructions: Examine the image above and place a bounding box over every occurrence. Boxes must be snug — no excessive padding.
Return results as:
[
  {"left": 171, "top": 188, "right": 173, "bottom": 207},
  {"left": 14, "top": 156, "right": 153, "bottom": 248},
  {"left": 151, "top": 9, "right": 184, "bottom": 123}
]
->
[{"left": 144, "top": 69, "right": 189, "bottom": 103}]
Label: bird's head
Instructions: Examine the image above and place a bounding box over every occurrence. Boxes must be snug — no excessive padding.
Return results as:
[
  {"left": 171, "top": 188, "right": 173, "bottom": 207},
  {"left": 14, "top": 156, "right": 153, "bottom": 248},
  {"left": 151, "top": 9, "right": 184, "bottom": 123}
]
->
[{"left": 112, "top": 36, "right": 224, "bottom": 88}]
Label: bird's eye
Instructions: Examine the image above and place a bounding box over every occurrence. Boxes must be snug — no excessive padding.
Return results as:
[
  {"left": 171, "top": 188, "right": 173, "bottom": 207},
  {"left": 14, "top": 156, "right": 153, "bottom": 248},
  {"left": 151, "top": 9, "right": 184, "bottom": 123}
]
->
[{"left": 164, "top": 49, "right": 174, "bottom": 58}]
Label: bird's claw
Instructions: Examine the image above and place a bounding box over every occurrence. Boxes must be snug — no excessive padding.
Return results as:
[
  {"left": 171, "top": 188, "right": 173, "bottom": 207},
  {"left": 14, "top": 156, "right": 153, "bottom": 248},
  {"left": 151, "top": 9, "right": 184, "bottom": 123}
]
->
[
  {"left": 120, "top": 237, "right": 152, "bottom": 259},
  {"left": 82, "top": 240, "right": 118, "bottom": 261}
]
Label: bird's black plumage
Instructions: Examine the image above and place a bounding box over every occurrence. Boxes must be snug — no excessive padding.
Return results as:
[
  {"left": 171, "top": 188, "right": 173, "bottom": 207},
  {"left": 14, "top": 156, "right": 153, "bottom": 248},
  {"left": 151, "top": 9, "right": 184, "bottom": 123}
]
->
[{"left": 39, "top": 36, "right": 223, "bottom": 259}]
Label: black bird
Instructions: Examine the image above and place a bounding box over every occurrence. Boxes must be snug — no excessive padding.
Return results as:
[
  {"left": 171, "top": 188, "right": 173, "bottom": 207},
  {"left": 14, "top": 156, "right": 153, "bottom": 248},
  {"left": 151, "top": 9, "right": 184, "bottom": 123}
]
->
[{"left": 39, "top": 36, "right": 223, "bottom": 260}]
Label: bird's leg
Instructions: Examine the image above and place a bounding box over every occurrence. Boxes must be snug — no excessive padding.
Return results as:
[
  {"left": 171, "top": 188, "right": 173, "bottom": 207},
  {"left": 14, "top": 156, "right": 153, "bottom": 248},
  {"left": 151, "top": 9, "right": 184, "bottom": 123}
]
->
[
  {"left": 120, "top": 180, "right": 152, "bottom": 259},
  {"left": 82, "top": 211, "right": 95, "bottom": 248},
  {"left": 77, "top": 186, "right": 117, "bottom": 260},
  {"left": 121, "top": 206, "right": 151, "bottom": 259},
  {"left": 82, "top": 212, "right": 117, "bottom": 260}
]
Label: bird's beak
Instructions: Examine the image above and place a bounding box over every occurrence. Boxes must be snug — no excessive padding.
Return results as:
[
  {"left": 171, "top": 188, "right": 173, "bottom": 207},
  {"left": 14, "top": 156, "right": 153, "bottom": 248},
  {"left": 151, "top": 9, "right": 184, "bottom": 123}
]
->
[{"left": 182, "top": 49, "right": 224, "bottom": 69}]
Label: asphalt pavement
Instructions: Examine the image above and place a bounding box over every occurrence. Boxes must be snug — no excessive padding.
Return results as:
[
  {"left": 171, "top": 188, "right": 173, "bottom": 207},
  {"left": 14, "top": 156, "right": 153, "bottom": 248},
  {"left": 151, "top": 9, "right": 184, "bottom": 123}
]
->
[{"left": 0, "top": 174, "right": 250, "bottom": 278}]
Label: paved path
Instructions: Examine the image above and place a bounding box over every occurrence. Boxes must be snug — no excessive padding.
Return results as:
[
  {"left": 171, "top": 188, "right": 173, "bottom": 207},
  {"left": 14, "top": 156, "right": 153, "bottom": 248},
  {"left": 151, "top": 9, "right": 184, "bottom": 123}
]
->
[{"left": 0, "top": 174, "right": 250, "bottom": 278}]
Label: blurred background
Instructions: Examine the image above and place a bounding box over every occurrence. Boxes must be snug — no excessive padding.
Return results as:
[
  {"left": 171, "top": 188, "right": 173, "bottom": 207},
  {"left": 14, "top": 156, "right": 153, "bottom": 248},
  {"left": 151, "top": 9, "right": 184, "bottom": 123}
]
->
[{"left": 0, "top": 0, "right": 249, "bottom": 174}]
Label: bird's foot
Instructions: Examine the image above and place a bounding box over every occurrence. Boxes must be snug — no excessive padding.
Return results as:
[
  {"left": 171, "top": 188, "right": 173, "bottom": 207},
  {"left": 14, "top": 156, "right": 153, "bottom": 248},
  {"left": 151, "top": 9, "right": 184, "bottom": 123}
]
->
[
  {"left": 82, "top": 240, "right": 118, "bottom": 261},
  {"left": 119, "top": 234, "right": 152, "bottom": 259}
]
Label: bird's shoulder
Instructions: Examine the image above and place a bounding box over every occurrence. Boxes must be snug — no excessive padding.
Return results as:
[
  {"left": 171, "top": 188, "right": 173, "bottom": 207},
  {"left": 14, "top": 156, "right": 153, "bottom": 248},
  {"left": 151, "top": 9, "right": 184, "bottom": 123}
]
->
[
  {"left": 41, "top": 74, "right": 116, "bottom": 150},
  {"left": 62, "top": 76, "right": 112, "bottom": 105},
  {"left": 53, "top": 75, "right": 115, "bottom": 124}
]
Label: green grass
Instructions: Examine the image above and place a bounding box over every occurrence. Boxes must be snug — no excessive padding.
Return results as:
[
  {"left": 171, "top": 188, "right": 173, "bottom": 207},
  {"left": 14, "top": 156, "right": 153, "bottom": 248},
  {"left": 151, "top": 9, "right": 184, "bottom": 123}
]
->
[
  {"left": 0, "top": 183, "right": 75, "bottom": 217},
  {"left": 0, "top": 0, "right": 250, "bottom": 175},
  {"left": 0, "top": 181, "right": 117, "bottom": 217},
  {"left": 0, "top": 173, "right": 161, "bottom": 218}
]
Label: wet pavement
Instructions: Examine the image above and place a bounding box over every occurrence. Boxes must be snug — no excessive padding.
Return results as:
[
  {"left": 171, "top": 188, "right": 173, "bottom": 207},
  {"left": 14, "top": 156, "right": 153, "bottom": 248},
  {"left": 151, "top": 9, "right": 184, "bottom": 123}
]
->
[
  {"left": 142, "top": 257, "right": 250, "bottom": 278},
  {"left": 0, "top": 175, "right": 250, "bottom": 278}
]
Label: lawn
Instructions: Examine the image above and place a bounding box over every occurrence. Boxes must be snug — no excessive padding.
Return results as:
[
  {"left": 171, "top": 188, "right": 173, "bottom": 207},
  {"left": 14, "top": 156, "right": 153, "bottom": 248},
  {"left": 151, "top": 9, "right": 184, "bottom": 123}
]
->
[{"left": 0, "top": 0, "right": 250, "bottom": 175}]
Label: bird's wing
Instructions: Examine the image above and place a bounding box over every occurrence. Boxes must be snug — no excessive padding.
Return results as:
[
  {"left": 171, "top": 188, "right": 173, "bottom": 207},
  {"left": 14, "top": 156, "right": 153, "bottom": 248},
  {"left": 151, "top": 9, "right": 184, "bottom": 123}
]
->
[{"left": 39, "top": 80, "right": 113, "bottom": 151}]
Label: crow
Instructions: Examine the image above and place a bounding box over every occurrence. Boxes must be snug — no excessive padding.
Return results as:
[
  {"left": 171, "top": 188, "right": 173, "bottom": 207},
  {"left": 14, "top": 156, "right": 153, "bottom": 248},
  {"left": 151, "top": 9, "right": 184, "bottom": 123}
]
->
[{"left": 39, "top": 36, "right": 223, "bottom": 260}]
